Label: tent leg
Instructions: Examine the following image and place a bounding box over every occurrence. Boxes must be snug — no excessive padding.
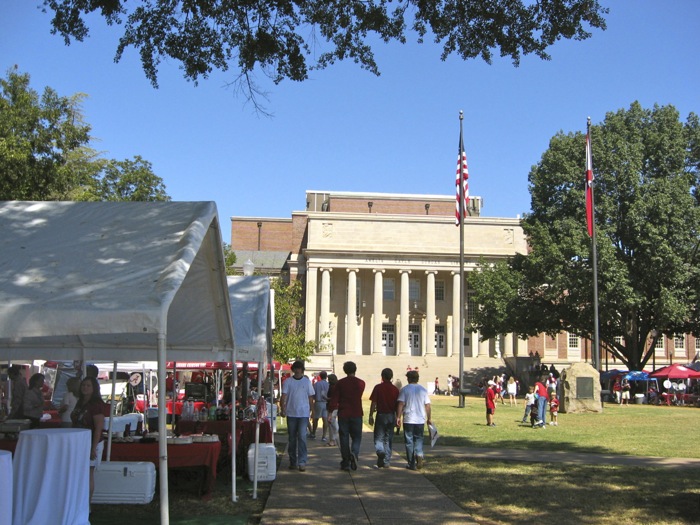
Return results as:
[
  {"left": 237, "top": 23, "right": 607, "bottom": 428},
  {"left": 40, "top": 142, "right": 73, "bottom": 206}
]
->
[{"left": 157, "top": 334, "right": 170, "bottom": 525}]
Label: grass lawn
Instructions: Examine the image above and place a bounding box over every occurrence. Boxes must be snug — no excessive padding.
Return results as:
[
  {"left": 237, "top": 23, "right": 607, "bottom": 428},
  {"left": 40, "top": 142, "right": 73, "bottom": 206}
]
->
[
  {"left": 410, "top": 396, "right": 700, "bottom": 525},
  {"left": 90, "top": 396, "right": 700, "bottom": 524}
]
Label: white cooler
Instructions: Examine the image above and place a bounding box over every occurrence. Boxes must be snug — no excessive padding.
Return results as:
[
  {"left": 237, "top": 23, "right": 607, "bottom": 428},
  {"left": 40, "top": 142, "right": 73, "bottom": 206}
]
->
[
  {"left": 93, "top": 461, "right": 156, "bottom": 504},
  {"left": 247, "top": 443, "right": 277, "bottom": 482}
]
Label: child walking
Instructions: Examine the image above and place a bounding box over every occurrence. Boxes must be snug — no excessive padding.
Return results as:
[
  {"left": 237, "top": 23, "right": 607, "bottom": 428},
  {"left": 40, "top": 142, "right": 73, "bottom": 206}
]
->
[
  {"left": 521, "top": 386, "right": 535, "bottom": 424},
  {"left": 549, "top": 392, "right": 559, "bottom": 426}
]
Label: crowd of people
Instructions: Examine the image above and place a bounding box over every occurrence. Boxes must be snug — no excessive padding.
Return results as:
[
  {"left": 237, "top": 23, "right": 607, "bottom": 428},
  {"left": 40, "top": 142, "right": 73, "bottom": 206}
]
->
[
  {"left": 280, "top": 360, "right": 433, "bottom": 473},
  {"left": 481, "top": 372, "right": 561, "bottom": 428}
]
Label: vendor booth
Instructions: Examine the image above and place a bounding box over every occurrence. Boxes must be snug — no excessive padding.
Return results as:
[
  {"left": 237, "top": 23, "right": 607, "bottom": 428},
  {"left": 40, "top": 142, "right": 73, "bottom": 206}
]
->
[{"left": 0, "top": 201, "right": 235, "bottom": 525}]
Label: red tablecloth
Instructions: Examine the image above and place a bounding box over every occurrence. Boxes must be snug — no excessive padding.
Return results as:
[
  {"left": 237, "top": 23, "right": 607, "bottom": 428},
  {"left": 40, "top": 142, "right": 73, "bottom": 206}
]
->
[
  {"left": 106, "top": 441, "right": 221, "bottom": 495},
  {"left": 0, "top": 439, "right": 17, "bottom": 454},
  {"left": 176, "top": 419, "right": 272, "bottom": 453}
]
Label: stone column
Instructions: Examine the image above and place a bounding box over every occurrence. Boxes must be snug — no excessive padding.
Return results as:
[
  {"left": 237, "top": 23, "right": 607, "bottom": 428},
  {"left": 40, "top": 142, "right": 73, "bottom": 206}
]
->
[
  {"left": 305, "top": 267, "right": 318, "bottom": 343},
  {"left": 425, "top": 271, "right": 436, "bottom": 355},
  {"left": 399, "top": 270, "right": 411, "bottom": 355},
  {"left": 319, "top": 268, "right": 332, "bottom": 341},
  {"left": 373, "top": 270, "right": 384, "bottom": 354},
  {"left": 346, "top": 269, "right": 358, "bottom": 354},
  {"left": 451, "top": 271, "right": 461, "bottom": 358},
  {"left": 502, "top": 333, "right": 514, "bottom": 358},
  {"left": 479, "top": 337, "right": 490, "bottom": 358}
]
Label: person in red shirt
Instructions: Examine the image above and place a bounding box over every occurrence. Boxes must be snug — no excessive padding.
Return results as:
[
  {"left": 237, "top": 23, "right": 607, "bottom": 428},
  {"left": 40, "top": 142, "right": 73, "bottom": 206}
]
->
[
  {"left": 549, "top": 392, "right": 560, "bottom": 426},
  {"left": 534, "top": 376, "right": 548, "bottom": 428},
  {"left": 328, "top": 361, "right": 365, "bottom": 471},
  {"left": 368, "top": 368, "right": 399, "bottom": 468},
  {"left": 485, "top": 380, "right": 496, "bottom": 426}
]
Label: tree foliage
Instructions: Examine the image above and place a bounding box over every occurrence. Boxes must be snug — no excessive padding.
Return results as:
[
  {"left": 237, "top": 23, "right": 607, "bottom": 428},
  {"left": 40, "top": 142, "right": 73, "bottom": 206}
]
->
[
  {"left": 469, "top": 102, "right": 700, "bottom": 371},
  {"left": 0, "top": 67, "right": 91, "bottom": 200},
  {"left": 41, "top": 0, "right": 608, "bottom": 106},
  {"left": 270, "top": 278, "right": 315, "bottom": 364},
  {"left": 0, "top": 67, "right": 169, "bottom": 202}
]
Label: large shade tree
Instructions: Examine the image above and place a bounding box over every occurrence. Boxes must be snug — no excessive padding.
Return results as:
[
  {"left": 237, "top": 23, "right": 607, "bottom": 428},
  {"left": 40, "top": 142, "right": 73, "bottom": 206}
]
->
[
  {"left": 469, "top": 102, "right": 700, "bottom": 371},
  {"left": 41, "top": 0, "right": 608, "bottom": 106},
  {"left": 0, "top": 68, "right": 169, "bottom": 202}
]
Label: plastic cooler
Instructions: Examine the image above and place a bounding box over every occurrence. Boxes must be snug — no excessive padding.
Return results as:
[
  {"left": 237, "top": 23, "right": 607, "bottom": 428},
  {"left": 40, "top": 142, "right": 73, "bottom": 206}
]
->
[
  {"left": 247, "top": 443, "right": 277, "bottom": 482},
  {"left": 93, "top": 461, "right": 156, "bottom": 504}
]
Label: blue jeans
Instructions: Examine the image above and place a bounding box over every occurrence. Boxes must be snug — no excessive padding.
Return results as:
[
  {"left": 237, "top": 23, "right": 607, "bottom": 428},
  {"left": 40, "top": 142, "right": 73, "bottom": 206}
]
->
[
  {"left": 287, "top": 416, "right": 309, "bottom": 467},
  {"left": 537, "top": 396, "right": 547, "bottom": 426},
  {"left": 373, "top": 413, "right": 396, "bottom": 465},
  {"left": 338, "top": 417, "right": 363, "bottom": 468},
  {"left": 403, "top": 423, "right": 425, "bottom": 468},
  {"left": 522, "top": 404, "right": 531, "bottom": 422}
]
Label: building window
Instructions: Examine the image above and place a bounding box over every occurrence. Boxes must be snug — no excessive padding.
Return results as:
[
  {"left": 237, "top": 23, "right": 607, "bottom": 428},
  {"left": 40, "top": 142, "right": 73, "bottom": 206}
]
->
[
  {"left": 568, "top": 332, "right": 580, "bottom": 350},
  {"left": 614, "top": 335, "right": 623, "bottom": 346},
  {"left": 674, "top": 334, "right": 686, "bottom": 357},
  {"left": 696, "top": 337, "right": 700, "bottom": 351},
  {"left": 655, "top": 335, "right": 664, "bottom": 349},
  {"left": 355, "top": 280, "right": 362, "bottom": 318},
  {"left": 383, "top": 277, "right": 395, "bottom": 301},
  {"left": 435, "top": 280, "right": 445, "bottom": 301},
  {"left": 409, "top": 279, "right": 421, "bottom": 302},
  {"left": 465, "top": 291, "right": 477, "bottom": 324}
]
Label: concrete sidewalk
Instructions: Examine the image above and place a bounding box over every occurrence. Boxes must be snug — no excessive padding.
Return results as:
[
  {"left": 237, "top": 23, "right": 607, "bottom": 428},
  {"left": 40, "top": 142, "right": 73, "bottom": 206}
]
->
[
  {"left": 261, "top": 429, "right": 476, "bottom": 524},
  {"left": 261, "top": 428, "right": 700, "bottom": 524}
]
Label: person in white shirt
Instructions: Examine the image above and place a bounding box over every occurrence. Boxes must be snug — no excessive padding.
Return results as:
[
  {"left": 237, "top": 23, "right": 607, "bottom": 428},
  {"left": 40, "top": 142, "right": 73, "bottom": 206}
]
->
[
  {"left": 280, "top": 360, "right": 315, "bottom": 472},
  {"left": 396, "top": 370, "right": 432, "bottom": 471}
]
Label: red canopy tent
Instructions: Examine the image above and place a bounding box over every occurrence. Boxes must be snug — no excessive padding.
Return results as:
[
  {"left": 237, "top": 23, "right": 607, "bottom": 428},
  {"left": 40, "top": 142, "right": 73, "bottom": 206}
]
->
[{"left": 649, "top": 364, "right": 700, "bottom": 379}]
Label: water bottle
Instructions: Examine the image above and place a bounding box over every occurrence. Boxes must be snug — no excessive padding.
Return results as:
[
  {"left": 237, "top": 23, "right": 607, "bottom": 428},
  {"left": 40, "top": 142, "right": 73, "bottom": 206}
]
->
[
  {"left": 223, "top": 404, "right": 230, "bottom": 420},
  {"left": 199, "top": 406, "right": 207, "bottom": 422}
]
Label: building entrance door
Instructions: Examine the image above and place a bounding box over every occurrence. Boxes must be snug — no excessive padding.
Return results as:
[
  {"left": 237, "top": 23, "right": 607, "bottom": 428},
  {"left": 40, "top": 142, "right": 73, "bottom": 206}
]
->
[
  {"left": 409, "top": 324, "right": 421, "bottom": 356},
  {"left": 382, "top": 324, "right": 396, "bottom": 356}
]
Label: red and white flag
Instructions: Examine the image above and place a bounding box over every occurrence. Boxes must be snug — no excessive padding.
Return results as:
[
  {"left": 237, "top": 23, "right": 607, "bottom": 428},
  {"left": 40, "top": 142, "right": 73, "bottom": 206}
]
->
[
  {"left": 455, "top": 142, "right": 469, "bottom": 226},
  {"left": 585, "top": 129, "right": 594, "bottom": 237}
]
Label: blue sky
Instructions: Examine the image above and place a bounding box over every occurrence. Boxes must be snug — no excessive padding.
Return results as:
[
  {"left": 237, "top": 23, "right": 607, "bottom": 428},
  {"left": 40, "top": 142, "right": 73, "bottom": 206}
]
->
[{"left": 2, "top": 1, "right": 699, "bottom": 242}]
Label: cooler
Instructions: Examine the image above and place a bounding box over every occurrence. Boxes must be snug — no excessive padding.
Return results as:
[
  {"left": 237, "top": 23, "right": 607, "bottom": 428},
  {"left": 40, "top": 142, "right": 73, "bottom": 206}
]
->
[
  {"left": 247, "top": 443, "right": 277, "bottom": 482},
  {"left": 93, "top": 461, "right": 156, "bottom": 504}
]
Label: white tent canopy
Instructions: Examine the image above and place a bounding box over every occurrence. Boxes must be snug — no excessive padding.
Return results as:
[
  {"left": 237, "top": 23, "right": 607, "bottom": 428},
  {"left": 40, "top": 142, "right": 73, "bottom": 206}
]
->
[
  {"left": 0, "top": 201, "right": 235, "bottom": 525},
  {"left": 0, "top": 201, "right": 234, "bottom": 362}
]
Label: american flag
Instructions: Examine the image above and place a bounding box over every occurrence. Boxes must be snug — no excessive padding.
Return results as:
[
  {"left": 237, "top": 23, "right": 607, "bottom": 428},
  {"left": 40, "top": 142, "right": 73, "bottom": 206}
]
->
[
  {"left": 455, "top": 141, "right": 469, "bottom": 226},
  {"left": 585, "top": 129, "right": 594, "bottom": 237}
]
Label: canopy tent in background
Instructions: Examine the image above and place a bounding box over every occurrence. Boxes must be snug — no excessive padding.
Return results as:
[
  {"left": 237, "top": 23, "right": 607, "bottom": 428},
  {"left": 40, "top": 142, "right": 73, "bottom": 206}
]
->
[
  {"left": 0, "top": 201, "right": 235, "bottom": 525},
  {"left": 649, "top": 364, "right": 700, "bottom": 380},
  {"left": 227, "top": 275, "right": 273, "bottom": 501}
]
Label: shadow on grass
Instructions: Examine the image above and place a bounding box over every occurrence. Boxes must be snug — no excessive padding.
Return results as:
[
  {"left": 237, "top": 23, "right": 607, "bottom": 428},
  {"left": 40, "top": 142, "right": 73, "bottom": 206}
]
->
[{"left": 425, "top": 457, "right": 700, "bottom": 525}]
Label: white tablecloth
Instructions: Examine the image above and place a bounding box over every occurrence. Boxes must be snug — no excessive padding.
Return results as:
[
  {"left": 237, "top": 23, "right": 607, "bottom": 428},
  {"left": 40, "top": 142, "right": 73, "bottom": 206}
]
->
[
  {"left": 12, "top": 428, "right": 91, "bottom": 525},
  {"left": 0, "top": 450, "right": 12, "bottom": 525}
]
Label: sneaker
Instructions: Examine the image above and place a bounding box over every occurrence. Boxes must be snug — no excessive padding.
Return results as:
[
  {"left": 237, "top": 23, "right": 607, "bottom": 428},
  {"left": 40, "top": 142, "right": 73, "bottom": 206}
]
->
[
  {"left": 535, "top": 420, "right": 543, "bottom": 426},
  {"left": 416, "top": 456, "right": 424, "bottom": 470},
  {"left": 350, "top": 453, "right": 358, "bottom": 471},
  {"left": 298, "top": 465, "right": 306, "bottom": 472},
  {"left": 309, "top": 433, "right": 316, "bottom": 439},
  {"left": 321, "top": 437, "right": 328, "bottom": 442},
  {"left": 549, "top": 422, "right": 554, "bottom": 425},
  {"left": 405, "top": 464, "right": 417, "bottom": 471},
  {"left": 377, "top": 451, "right": 386, "bottom": 468}
]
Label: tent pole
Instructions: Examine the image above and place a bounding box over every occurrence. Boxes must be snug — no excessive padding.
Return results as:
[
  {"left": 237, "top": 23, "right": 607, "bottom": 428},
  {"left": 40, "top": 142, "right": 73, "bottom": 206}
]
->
[
  {"left": 157, "top": 333, "right": 170, "bottom": 525},
  {"left": 231, "top": 349, "right": 238, "bottom": 502}
]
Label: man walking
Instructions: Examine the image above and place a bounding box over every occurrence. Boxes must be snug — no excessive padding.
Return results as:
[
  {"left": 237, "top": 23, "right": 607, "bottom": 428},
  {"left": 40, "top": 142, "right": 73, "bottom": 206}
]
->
[
  {"left": 328, "top": 361, "right": 365, "bottom": 471},
  {"left": 396, "top": 369, "right": 431, "bottom": 470},
  {"left": 280, "top": 360, "right": 315, "bottom": 471},
  {"left": 311, "top": 371, "right": 329, "bottom": 441},
  {"left": 368, "top": 368, "right": 399, "bottom": 468}
]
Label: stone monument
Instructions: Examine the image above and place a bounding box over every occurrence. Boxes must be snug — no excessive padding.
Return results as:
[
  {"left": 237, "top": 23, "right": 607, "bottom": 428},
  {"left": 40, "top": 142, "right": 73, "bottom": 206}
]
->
[{"left": 559, "top": 362, "right": 602, "bottom": 413}]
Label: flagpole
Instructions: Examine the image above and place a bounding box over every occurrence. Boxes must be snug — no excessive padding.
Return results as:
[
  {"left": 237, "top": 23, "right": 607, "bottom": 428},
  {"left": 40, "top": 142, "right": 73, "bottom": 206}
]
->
[
  {"left": 588, "top": 117, "right": 601, "bottom": 371},
  {"left": 458, "top": 110, "right": 466, "bottom": 408}
]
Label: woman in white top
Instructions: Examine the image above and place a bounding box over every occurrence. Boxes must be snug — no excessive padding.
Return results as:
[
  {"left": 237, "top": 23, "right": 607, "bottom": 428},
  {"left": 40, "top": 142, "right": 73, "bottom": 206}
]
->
[{"left": 506, "top": 377, "right": 518, "bottom": 406}]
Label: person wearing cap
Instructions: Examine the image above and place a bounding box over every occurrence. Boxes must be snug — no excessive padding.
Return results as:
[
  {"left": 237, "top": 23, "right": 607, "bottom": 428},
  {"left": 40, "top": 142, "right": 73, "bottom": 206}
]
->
[
  {"left": 280, "top": 360, "right": 315, "bottom": 472},
  {"left": 328, "top": 361, "right": 365, "bottom": 471},
  {"left": 396, "top": 369, "right": 431, "bottom": 470},
  {"left": 485, "top": 380, "right": 497, "bottom": 426}
]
